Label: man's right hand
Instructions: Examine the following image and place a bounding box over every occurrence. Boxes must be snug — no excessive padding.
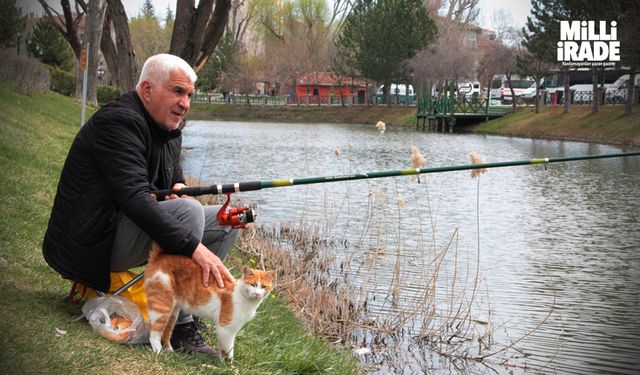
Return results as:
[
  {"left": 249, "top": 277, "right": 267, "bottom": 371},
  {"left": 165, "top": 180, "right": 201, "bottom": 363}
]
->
[{"left": 191, "top": 243, "right": 235, "bottom": 289}]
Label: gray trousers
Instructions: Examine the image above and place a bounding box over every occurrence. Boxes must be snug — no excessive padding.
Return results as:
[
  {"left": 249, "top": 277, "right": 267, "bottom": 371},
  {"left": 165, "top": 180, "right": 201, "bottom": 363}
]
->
[{"left": 110, "top": 198, "right": 239, "bottom": 325}]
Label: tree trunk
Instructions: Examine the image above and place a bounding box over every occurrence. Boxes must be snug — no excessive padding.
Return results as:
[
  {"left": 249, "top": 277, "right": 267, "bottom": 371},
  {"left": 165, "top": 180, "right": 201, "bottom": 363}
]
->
[
  {"left": 170, "top": 0, "right": 231, "bottom": 73},
  {"left": 506, "top": 75, "right": 516, "bottom": 113},
  {"left": 563, "top": 70, "right": 570, "bottom": 113},
  {"left": 626, "top": 72, "right": 636, "bottom": 114},
  {"left": 86, "top": 0, "right": 107, "bottom": 105},
  {"left": 38, "top": 0, "right": 84, "bottom": 97},
  {"left": 534, "top": 76, "right": 541, "bottom": 114},
  {"left": 102, "top": 0, "right": 137, "bottom": 93},
  {"left": 591, "top": 67, "right": 598, "bottom": 114}
]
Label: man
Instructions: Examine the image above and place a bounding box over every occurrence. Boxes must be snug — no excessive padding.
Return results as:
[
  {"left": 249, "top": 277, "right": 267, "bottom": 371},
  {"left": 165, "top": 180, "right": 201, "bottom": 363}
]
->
[{"left": 43, "top": 54, "right": 238, "bottom": 356}]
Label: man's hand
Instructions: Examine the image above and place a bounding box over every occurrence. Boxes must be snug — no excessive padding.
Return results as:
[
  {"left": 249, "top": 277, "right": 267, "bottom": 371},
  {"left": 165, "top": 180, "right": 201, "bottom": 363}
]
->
[
  {"left": 191, "top": 243, "right": 235, "bottom": 288},
  {"left": 164, "top": 183, "right": 188, "bottom": 200}
]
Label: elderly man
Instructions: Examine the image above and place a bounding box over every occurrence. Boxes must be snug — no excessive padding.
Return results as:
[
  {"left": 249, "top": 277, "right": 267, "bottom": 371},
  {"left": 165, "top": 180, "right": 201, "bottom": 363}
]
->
[{"left": 43, "top": 54, "right": 238, "bottom": 356}]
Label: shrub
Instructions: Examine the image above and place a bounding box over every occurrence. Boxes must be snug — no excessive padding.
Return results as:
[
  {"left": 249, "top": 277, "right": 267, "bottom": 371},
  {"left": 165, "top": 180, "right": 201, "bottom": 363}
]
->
[
  {"left": 0, "top": 50, "right": 50, "bottom": 95},
  {"left": 48, "top": 67, "right": 76, "bottom": 96},
  {"left": 97, "top": 85, "right": 120, "bottom": 105}
]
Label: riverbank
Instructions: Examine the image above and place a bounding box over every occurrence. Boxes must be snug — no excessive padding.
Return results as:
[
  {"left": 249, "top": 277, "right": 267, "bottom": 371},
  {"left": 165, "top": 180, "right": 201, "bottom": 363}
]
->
[
  {"left": 190, "top": 102, "right": 640, "bottom": 147},
  {"left": 474, "top": 105, "right": 640, "bottom": 147},
  {"left": 0, "top": 85, "right": 358, "bottom": 374}
]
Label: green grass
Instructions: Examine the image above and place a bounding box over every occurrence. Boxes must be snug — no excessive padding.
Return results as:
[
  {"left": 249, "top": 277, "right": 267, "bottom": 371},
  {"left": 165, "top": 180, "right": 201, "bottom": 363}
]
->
[
  {"left": 0, "top": 83, "right": 358, "bottom": 374},
  {"left": 475, "top": 105, "right": 640, "bottom": 146}
]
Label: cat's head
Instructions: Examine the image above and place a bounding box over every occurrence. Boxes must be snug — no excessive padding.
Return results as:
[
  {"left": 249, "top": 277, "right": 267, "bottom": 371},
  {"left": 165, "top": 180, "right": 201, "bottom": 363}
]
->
[{"left": 239, "top": 266, "right": 275, "bottom": 300}]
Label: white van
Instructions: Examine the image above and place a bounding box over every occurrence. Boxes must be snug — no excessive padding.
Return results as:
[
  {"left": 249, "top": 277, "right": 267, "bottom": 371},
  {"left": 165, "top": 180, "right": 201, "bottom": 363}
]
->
[
  {"left": 458, "top": 81, "right": 481, "bottom": 98},
  {"left": 376, "top": 84, "right": 415, "bottom": 104},
  {"left": 605, "top": 74, "right": 640, "bottom": 104}
]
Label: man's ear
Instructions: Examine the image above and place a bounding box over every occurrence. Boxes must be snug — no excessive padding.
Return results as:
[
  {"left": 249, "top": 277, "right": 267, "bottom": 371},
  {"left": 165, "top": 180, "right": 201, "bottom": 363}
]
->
[{"left": 139, "top": 80, "right": 152, "bottom": 102}]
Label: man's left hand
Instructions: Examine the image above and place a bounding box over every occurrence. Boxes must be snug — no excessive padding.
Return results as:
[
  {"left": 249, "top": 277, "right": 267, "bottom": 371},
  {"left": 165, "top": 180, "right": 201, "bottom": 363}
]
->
[{"left": 164, "top": 183, "right": 188, "bottom": 200}]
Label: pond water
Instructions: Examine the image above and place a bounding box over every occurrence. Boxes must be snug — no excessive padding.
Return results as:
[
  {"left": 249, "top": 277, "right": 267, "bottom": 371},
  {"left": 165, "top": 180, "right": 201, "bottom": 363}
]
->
[{"left": 181, "top": 120, "right": 640, "bottom": 374}]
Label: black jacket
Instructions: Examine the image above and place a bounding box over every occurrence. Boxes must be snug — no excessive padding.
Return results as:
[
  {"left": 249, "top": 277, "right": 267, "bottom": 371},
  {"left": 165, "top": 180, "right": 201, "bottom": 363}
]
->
[{"left": 43, "top": 91, "right": 199, "bottom": 292}]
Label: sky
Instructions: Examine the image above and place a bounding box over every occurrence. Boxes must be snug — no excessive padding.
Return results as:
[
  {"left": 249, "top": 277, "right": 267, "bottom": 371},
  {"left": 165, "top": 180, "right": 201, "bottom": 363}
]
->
[{"left": 17, "top": 0, "right": 533, "bottom": 31}]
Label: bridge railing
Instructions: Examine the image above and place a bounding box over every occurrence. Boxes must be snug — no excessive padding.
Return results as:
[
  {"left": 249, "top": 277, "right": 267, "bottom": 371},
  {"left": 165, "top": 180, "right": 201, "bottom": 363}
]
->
[{"left": 418, "top": 97, "right": 490, "bottom": 116}]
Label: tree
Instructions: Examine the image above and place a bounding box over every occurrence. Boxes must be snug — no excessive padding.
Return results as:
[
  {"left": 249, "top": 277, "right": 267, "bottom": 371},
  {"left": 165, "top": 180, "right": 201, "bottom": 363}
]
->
[
  {"left": 522, "top": 0, "right": 573, "bottom": 113},
  {"left": 493, "top": 42, "right": 520, "bottom": 112},
  {"left": 617, "top": 1, "right": 640, "bottom": 113},
  {"left": 521, "top": 3, "right": 559, "bottom": 113},
  {"left": 38, "top": 0, "right": 106, "bottom": 105},
  {"left": 516, "top": 51, "right": 555, "bottom": 113},
  {"left": 170, "top": 0, "right": 233, "bottom": 72},
  {"left": 407, "top": 19, "right": 475, "bottom": 97},
  {"left": 129, "top": 14, "right": 169, "bottom": 68},
  {"left": 197, "top": 31, "right": 241, "bottom": 92},
  {"left": 336, "top": 0, "right": 437, "bottom": 104},
  {"left": 0, "top": 0, "right": 24, "bottom": 48},
  {"left": 140, "top": 0, "right": 155, "bottom": 18},
  {"left": 101, "top": 0, "right": 137, "bottom": 93},
  {"left": 27, "top": 18, "right": 75, "bottom": 71}
]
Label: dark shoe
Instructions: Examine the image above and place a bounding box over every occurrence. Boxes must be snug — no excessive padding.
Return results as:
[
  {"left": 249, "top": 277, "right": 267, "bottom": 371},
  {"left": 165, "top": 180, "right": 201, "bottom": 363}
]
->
[
  {"left": 193, "top": 316, "right": 210, "bottom": 332},
  {"left": 170, "top": 321, "right": 218, "bottom": 357}
]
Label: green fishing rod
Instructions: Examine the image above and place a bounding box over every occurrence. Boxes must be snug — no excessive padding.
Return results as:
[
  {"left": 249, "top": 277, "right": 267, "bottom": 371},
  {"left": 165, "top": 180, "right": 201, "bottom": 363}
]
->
[{"left": 153, "top": 151, "right": 640, "bottom": 198}]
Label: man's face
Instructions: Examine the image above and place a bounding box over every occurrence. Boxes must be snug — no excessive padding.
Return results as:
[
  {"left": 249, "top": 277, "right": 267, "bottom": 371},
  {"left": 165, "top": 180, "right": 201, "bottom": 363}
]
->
[{"left": 141, "top": 70, "right": 195, "bottom": 131}]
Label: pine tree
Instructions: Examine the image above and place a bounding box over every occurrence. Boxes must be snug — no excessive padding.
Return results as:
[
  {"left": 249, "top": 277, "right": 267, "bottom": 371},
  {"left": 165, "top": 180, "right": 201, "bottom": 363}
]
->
[
  {"left": 141, "top": 0, "right": 155, "bottom": 19},
  {"left": 0, "top": 0, "right": 24, "bottom": 48},
  {"left": 27, "top": 18, "right": 74, "bottom": 71},
  {"left": 336, "top": 0, "right": 437, "bottom": 104}
]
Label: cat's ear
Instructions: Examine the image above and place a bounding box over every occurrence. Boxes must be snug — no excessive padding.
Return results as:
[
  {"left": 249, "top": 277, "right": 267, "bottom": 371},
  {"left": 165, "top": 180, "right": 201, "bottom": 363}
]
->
[
  {"left": 242, "top": 266, "right": 254, "bottom": 278},
  {"left": 265, "top": 271, "right": 276, "bottom": 281}
]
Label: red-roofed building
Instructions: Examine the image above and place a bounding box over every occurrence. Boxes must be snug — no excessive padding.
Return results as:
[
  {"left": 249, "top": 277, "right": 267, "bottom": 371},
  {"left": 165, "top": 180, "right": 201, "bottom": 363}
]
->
[{"left": 295, "top": 72, "right": 367, "bottom": 100}]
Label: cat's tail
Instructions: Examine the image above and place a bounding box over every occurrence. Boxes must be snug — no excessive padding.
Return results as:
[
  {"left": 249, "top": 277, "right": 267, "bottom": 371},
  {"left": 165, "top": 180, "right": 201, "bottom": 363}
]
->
[{"left": 148, "top": 242, "right": 164, "bottom": 263}]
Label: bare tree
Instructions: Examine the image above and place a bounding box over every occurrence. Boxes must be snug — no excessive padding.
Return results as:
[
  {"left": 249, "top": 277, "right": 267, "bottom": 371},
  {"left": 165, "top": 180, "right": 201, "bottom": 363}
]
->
[
  {"left": 424, "top": 0, "right": 480, "bottom": 24},
  {"left": 408, "top": 19, "right": 474, "bottom": 95},
  {"left": 101, "top": 0, "right": 137, "bottom": 92},
  {"left": 170, "top": 0, "right": 232, "bottom": 72},
  {"left": 38, "top": 0, "right": 85, "bottom": 98}
]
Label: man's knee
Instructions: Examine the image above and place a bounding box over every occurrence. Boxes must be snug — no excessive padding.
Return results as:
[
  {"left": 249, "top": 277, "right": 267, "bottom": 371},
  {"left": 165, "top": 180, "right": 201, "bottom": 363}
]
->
[{"left": 161, "top": 198, "right": 206, "bottom": 235}]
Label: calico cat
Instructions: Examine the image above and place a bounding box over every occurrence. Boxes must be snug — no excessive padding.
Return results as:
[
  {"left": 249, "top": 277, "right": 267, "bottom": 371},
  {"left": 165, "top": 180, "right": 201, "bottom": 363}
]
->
[{"left": 144, "top": 244, "right": 275, "bottom": 360}]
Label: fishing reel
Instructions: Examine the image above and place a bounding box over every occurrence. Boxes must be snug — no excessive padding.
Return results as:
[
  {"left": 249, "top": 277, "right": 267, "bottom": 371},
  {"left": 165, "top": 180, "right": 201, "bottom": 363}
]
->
[{"left": 217, "top": 193, "right": 256, "bottom": 229}]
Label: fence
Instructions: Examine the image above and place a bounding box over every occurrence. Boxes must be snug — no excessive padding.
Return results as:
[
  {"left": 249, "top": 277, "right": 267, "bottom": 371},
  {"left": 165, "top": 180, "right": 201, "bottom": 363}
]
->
[{"left": 193, "top": 93, "right": 398, "bottom": 107}]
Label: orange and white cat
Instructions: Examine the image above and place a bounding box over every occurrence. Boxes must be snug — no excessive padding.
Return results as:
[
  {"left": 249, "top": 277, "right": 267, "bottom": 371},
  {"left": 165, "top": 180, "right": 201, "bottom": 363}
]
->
[{"left": 144, "top": 244, "right": 274, "bottom": 360}]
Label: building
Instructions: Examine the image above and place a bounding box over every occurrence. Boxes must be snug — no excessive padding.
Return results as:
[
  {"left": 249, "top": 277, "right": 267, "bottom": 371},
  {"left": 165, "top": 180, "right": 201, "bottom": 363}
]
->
[{"left": 295, "top": 72, "right": 367, "bottom": 100}]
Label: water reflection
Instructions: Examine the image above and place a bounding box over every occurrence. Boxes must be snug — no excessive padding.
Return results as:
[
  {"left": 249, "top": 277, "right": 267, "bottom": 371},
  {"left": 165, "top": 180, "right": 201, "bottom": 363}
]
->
[{"left": 182, "top": 120, "right": 640, "bottom": 374}]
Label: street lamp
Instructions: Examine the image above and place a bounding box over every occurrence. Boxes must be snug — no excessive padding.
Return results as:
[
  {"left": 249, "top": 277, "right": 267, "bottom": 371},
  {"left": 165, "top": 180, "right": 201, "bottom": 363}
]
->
[
  {"left": 97, "top": 65, "right": 105, "bottom": 84},
  {"left": 16, "top": 31, "right": 21, "bottom": 56}
]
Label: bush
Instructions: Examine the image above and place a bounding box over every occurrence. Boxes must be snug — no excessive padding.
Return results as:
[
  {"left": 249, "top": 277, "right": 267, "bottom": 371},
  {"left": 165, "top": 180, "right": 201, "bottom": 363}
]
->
[
  {"left": 0, "top": 50, "right": 50, "bottom": 95},
  {"left": 97, "top": 85, "right": 120, "bottom": 105},
  {"left": 48, "top": 67, "right": 76, "bottom": 96}
]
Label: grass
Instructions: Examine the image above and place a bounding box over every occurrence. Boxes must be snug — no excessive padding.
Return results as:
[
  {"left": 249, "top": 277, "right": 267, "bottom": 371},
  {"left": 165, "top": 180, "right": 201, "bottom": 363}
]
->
[
  {"left": 190, "top": 102, "right": 417, "bottom": 126},
  {"left": 0, "top": 83, "right": 359, "bottom": 374},
  {"left": 475, "top": 105, "right": 640, "bottom": 146}
]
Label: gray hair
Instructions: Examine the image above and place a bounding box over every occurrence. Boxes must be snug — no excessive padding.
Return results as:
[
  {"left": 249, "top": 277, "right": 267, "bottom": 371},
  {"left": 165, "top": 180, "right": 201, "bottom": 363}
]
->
[{"left": 136, "top": 53, "right": 197, "bottom": 89}]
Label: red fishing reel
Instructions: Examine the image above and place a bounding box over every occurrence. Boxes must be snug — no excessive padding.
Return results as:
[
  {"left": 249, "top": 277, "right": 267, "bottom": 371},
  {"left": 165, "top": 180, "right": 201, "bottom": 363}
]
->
[{"left": 217, "top": 193, "right": 256, "bottom": 229}]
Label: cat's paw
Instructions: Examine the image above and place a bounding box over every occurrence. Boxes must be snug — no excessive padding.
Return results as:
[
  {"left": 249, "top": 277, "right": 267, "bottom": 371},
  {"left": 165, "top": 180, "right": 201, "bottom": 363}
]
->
[
  {"left": 150, "top": 340, "right": 163, "bottom": 354},
  {"left": 149, "top": 332, "right": 163, "bottom": 354}
]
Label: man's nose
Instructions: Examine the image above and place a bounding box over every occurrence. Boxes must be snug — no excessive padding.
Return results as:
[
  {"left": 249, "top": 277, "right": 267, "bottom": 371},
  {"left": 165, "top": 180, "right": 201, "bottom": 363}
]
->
[{"left": 178, "top": 96, "right": 190, "bottom": 109}]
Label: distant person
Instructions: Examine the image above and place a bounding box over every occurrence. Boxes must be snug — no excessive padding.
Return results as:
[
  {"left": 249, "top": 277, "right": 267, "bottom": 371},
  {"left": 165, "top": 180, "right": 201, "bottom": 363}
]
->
[{"left": 43, "top": 53, "right": 239, "bottom": 356}]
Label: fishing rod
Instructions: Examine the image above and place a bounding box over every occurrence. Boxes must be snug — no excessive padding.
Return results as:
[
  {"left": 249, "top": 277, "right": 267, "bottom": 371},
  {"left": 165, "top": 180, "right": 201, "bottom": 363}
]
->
[{"left": 153, "top": 151, "right": 640, "bottom": 198}]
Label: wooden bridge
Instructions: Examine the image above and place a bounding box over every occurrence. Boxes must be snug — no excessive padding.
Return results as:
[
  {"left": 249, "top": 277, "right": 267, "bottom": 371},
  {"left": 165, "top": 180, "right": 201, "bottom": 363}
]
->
[{"left": 416, "top": 97, "right": 512, "bottom": 132}]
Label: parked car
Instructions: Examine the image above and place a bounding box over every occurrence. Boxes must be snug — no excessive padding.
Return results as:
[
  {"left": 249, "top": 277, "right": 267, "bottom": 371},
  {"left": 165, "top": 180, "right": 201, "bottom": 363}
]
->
[
  {"left": 501, "top": 79, "right": 535, "bottom": 103},
  {"left": 376, "top": 84, "right": 416, "bottom": 104},
  {"left": 605, "top": 74, "right": 640, "bottom": 104}
]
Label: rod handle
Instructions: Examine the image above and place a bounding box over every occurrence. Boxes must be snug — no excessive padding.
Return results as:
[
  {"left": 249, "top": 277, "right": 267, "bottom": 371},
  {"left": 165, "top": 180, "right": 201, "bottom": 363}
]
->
[{"left": 152, "top": 185, "right": 218, "bottom": 199}]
